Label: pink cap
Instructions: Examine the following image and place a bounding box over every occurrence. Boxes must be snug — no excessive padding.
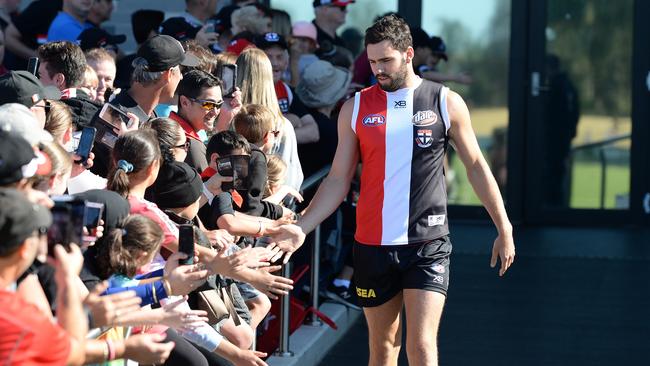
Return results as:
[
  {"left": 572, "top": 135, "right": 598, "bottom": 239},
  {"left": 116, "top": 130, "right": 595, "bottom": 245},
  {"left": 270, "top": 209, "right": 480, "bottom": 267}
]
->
[{"left": 292, "top": 21, "right": 317, "bottom": 43}]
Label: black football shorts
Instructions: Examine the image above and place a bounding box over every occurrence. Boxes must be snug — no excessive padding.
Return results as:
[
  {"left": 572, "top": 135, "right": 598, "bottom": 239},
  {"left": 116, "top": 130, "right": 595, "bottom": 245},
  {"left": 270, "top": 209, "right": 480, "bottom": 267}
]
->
[{"left": 353, "top": 236, "right": 452, "bottom": 308}]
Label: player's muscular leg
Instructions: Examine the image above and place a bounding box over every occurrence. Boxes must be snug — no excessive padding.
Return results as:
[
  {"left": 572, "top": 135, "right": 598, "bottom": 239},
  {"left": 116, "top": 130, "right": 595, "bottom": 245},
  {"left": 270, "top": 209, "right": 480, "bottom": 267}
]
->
[
  {"left": 403, "top": 289, "right": 446, "bottom": 366},
  {"left": 363, "top": 292, "right": 404, "bottom": 366}
]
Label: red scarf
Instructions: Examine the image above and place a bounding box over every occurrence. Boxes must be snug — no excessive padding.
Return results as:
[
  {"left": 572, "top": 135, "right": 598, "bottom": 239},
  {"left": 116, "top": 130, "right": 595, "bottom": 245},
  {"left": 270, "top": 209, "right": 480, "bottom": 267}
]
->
[{"left": 169, "top": 111, "right": 202, "bottom": 142}]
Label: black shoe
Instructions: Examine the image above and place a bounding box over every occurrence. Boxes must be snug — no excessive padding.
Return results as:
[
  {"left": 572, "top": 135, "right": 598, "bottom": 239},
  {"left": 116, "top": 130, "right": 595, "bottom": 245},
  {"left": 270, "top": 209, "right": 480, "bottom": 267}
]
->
[{"left": 325, "top": 284, "right": 362, "bottom": 311}]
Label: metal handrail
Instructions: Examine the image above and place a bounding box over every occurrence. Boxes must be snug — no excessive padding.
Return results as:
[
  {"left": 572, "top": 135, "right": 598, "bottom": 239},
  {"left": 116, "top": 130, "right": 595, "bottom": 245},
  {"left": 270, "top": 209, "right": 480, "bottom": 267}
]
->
[
  {"left": 570, "top": 133, "right": 630, "bottom": 152},
  {"left": 569, "top": 134, "right": 631, "bottom": 209},
  {"left": 274, "top": 165, "right": 333, "bottom": 357}
]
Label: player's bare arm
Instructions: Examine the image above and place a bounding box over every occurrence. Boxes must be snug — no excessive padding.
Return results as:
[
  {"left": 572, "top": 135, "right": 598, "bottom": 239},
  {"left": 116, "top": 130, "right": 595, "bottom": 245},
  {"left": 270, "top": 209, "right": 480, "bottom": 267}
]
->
[
  {"left": 267, "top": 98, "right": 360, "bottom": 262},
  {"left": 447, "top": 90, "right": 516, "bottom": 276}
]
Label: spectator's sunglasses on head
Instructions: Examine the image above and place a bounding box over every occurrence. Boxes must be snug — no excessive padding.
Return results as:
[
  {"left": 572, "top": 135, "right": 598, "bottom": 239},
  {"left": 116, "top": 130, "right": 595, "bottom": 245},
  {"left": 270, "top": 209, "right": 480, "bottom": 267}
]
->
[
  {"left": 175, "top": 140, "right": 191, "bottom": 152},
  {"left": 188, "top": 97, "right": 224, "bottom": 111}
]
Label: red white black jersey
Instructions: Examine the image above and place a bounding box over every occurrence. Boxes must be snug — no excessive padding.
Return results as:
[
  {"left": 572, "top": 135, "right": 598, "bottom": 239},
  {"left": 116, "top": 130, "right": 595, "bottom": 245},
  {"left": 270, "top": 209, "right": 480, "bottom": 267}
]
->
[{"left": 351, "top": 78, "right": 450, "bottom": 246}]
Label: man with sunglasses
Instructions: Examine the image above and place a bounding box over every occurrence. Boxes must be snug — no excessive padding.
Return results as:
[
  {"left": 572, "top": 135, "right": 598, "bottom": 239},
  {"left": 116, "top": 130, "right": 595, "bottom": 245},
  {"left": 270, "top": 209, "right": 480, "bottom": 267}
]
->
[
  {"left": 313, "top": 0, "right": 355, "bottom": 52},
  {"left": 170, "top": 69, "right": 224, "bottom": 173}
]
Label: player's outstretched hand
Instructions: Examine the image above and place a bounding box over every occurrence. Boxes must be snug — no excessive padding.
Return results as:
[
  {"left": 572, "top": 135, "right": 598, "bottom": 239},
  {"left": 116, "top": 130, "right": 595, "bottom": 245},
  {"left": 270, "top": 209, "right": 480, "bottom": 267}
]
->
[
  {"left": 490, "top": 232, "right": 515, "bottom": 276},
  {"left": 265, "top": 224, "right": 306, "bottom": 264}
]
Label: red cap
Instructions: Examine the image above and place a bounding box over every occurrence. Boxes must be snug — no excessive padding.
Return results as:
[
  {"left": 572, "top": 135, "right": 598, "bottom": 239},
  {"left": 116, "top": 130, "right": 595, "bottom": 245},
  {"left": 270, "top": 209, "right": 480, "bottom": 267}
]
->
[{"left": 226, "top": 39, "right": 256, "bottom": 56}]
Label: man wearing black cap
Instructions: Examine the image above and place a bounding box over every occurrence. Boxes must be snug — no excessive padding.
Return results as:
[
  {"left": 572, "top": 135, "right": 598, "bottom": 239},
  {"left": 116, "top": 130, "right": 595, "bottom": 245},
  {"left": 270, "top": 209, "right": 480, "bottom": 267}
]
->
[
  {"left": 421, "top": 36, "right": 472, "bottom": 85},
  {"left": 0, "top": 188, "right": 87, "bottom": 365},
  {"left": 77, "top": 27, "right": 126, "bottom": 54},
  {"left": 312, "top": 0, "right": 355, "bottom": 52},
  {"left": 90, "top": 35, "right": 199, "bottom": 178},
  {"left": 256, "top": 32, "right": 319, "bottom": 144},
  {"left": 0, "top": 70, "right": 61, "bottom": 127}
]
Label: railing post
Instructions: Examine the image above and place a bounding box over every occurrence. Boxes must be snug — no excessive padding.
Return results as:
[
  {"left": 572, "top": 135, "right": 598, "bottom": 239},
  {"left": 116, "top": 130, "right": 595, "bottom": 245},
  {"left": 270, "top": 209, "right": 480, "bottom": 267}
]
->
[
  {"left": 306, "top": 224, "right": 322, "bottom": 326},
  {"left": 274, "top": 262, "right": 294, "bottom": 357},
  {"left": 599, "top": 148, "right": 607, "bottom": 209}
]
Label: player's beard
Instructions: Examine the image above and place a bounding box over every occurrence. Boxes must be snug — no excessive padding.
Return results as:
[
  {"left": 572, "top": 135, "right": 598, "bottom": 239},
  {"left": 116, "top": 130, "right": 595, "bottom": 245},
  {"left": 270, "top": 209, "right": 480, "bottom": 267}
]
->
[{"left": 376, "top": 57, "right": 408, "bottom": 92}]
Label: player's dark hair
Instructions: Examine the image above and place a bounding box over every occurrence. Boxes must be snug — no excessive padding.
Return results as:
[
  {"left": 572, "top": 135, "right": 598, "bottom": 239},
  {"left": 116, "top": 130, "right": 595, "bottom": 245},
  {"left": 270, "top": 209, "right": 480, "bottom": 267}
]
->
[{"left": 364, "top": 14, "right": 412, "bottom": 52}]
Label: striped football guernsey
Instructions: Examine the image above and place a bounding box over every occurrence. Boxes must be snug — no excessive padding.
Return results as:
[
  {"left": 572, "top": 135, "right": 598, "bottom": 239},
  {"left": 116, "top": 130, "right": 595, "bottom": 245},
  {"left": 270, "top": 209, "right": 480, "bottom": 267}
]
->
[{"left": 351, "top": 78, "right": 450, "bottom": 246}]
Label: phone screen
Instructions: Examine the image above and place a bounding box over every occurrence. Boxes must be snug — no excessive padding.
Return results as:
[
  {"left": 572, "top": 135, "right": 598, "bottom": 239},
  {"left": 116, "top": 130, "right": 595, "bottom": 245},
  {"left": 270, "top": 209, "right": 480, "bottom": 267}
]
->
[
  {"left": 230, "top": 155, "right": 250, "bottom": 190},
  {"left": 47, "top": 197, "right": 85, "bottom": 255},
  {"left": 76, "top": 127, "right": 96, "bottom": 163},
  {"left": 216, "top": 157, "right": 234, "bottom": 191},
  {"left": 96, "top": 104, "right": 129, "bottom": 149},
  {"left": 99, "top": 103, "right": 130, "bottom": 129},
  {"left": 83, "top": 202, "right": 104, "bottom": 242},
  {"left": 27, "top": 57, "right": 39, "bottom": 76},
  {"left": 219, "top": 64, "right": 237, "bottom": 98},
  {"left": 178, "top": 224, "right": 195, "bottom": 265}
]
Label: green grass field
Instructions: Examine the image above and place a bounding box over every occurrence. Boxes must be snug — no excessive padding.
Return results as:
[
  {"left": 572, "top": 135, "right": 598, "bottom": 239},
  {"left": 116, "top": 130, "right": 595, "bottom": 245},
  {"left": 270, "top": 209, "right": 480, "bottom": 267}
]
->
[
  {"left": 450, "top": 107, "right": 631, "bottom": 208},
  {"left": 449, "top": 155, "right": 630, "bottom": 209}
]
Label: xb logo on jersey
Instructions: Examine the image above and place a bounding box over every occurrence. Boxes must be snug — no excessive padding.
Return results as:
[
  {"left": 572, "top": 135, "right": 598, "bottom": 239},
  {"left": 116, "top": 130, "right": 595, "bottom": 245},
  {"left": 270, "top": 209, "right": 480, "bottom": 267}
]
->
[
  {"left": 362, "top": 114, "right": 385, "bottom": 127},
  {"left": 394, "top": 100, "right": 406, "bottom": 108},
  {"left": 412, "top": 110, "right": 437, "bottom": 126},
  {"left": 416, "top": 129, "right": 433, "bottom": 148}
]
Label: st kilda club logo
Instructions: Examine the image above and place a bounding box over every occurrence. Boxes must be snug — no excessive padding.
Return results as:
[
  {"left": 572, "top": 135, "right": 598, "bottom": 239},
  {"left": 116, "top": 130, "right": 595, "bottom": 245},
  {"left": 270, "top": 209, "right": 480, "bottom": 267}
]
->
[{"left": 416, "top": 129, "right": 433, "bottom": 148}]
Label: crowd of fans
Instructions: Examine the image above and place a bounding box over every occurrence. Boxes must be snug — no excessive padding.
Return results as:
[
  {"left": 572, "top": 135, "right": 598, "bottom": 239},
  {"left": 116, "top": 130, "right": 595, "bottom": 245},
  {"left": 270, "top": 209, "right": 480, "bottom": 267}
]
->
[{"left": 0, "top": 0, "right": 455, "bottom": 364}]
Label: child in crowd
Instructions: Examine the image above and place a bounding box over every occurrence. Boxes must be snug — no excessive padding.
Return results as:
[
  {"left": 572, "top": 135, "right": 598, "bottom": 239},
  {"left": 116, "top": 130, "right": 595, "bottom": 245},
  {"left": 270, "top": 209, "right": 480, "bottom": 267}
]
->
[
  {"left": 79, "top": 64, "right": 99, "bottom": 101},
  {"left": 263, "top": 154, "right": 303, "bottom": 205},
  {"left": 231, "top": 103, "right": 293, "bottom": 220}
]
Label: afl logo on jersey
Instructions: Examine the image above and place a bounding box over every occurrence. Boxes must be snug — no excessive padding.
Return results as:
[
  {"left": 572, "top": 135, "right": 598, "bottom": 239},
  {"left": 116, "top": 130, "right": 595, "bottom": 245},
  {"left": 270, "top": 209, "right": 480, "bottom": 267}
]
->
[
  {"left": 362, "top": 114, "right": 385, "bottom": 127},
  {"left": 412, "top": 110, "right": 437, "bottom": 126},
  {"left": 416, "top": 129, "right": 433, "bottom": 148}
]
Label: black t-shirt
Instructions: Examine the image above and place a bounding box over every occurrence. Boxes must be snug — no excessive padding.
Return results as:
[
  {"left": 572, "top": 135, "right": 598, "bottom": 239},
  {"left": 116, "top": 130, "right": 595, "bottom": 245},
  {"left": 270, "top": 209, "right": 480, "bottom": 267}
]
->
[
  {"left": 313, "top": 20, "right": 348, "bottom": 52},
  {"left": 4, "top": 0, "right": 62, "bottom": 70},
  {"left": 198, "top": 192, "right": 235, "bottom": 231},
  {"left": 114, "top": 53, "right": 136, "bottom": 90},
  {"left": 288, "top": 86, "right": 310, "bottom": 118},
  {"left": 297, "top": 106, "right": 338, "bottom": 178}
]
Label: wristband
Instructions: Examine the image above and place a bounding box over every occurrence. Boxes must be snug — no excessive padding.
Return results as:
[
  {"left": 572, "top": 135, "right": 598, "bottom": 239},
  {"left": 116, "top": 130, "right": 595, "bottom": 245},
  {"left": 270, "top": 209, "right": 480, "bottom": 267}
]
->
[
  {"left": 151, "top": 282, "right": 158, "bottom": 303},
  {"left": 255, "top": 221, "right": 264, "bottom": 237},
  {"left": 106, "top": 339, "right": 116, "bottom": 361}
]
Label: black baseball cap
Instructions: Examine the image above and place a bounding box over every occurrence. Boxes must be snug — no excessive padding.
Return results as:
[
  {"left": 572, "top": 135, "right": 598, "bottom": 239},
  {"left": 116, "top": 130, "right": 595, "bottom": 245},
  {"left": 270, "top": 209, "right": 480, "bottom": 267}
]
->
[
  {"left": 78, "top": 27, "right": 127, "bottom": 52},
  {"left": 255, "top": 32, "right": 288, "bottom": 51},
  {"left": 136, "top": 35, "right": 200, "bottom": 72},
  {"left": 0, "top": 188, "right": 52, "bottom": 255},
  {"left": 430, "top": 36, "right": 448, "bottom": 61},
  {"left": 0, "top": 71, "right": 61, "bottom": 108},
  {"left": 0, "top": 130, "right": 36, "bottom": 186},
  {"left": 159, "top": 17, "right": 200, "bottom": 42}
]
